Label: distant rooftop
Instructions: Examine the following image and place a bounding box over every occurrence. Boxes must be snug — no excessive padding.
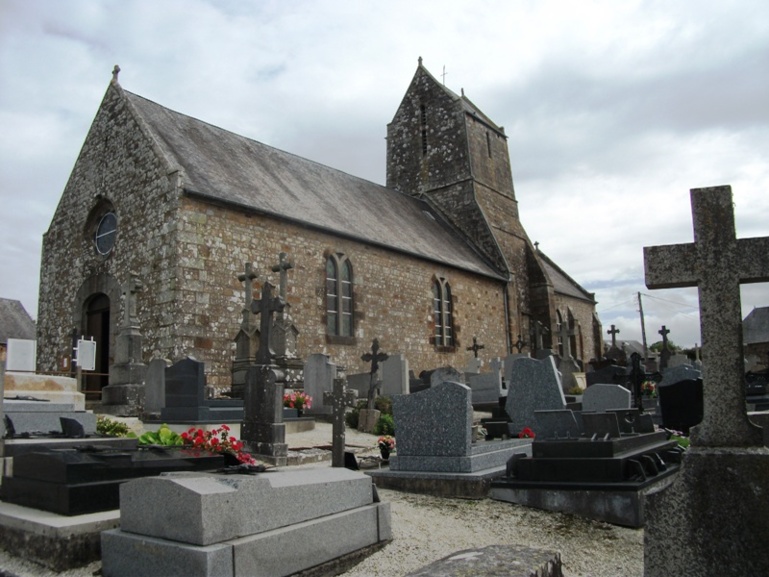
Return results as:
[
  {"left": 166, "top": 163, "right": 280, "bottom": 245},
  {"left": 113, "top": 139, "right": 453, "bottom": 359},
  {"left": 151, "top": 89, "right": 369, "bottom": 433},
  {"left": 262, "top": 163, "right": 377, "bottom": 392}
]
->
[{"left": 0, "top": 298, "right": 36, "bottom": 345}]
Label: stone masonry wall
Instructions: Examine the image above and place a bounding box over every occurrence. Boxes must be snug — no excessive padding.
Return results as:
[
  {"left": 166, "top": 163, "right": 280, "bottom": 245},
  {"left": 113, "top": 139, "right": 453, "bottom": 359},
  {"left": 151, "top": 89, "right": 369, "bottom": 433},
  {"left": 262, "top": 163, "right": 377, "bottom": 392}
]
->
[
  {"left": 37, "top": 82, "right": 181, "bottom": 376},
  {"left": 172, "top": 196, "right": 510, "bottom": 387}
]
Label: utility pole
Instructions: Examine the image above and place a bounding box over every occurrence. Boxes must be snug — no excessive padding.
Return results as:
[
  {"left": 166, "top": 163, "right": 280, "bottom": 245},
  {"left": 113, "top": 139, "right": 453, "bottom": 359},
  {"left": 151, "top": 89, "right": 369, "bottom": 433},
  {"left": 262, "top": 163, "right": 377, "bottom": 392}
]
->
[{"left": 638, "top": 292, "right": 649, "bottom": 361}]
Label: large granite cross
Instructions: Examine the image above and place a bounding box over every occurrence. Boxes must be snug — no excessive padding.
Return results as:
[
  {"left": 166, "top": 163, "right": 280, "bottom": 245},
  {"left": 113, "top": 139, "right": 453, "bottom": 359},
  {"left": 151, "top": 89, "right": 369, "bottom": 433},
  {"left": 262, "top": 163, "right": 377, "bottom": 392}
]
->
[
  {"left": 607, "top": 325, "right": 620, "bottom": 349},
  {"left": 251, "top": 281, "right": 285, "bottom": 365},
  {"left": 644, "top": 185, "right": 769, "bottom": 447}
]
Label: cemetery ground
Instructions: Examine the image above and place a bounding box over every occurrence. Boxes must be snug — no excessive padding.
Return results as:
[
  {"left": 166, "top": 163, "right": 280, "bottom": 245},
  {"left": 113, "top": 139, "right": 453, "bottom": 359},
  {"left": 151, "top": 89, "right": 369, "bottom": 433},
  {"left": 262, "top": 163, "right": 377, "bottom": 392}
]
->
[{"left": 0, "top": 418, "right": 643, "bottom": 577}]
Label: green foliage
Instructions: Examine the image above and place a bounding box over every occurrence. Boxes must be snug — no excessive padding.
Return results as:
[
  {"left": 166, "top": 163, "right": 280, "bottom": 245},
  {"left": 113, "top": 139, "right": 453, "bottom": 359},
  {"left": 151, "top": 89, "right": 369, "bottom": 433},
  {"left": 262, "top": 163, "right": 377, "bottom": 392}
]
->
[
  {"left": 670, "top": 434, "right": 690, "bottom": 448},
  {"left": 96, "top": 416, "right": 136, "bottom": 438},
  {"left": 374, "top": 413, "right": 395, "bottom": 436},
  {"left": 138, "top": 424, "right": 184, "bottom": 446},
  {"left": 649, "top": 340, "right": 678, "bottom": 352},
  {"left": 346, "top": 395, "right": 393, "bottom": 430}
]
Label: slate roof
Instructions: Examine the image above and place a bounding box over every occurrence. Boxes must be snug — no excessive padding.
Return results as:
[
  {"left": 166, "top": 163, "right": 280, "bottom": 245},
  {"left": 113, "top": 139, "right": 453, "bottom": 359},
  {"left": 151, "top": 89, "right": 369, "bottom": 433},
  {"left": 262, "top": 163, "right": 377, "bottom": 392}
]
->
[
  {"left": 124, "top": 90, "right": 504, "bottom": 280},
  {"left": 744, "top": 306, "right": 769, "bottom": 344},
  {"left": 536, "top": 250, "right": 596, "bottom": 303},
  {"left": 0, "top": 298, "right": 36, "bottom": 345}
]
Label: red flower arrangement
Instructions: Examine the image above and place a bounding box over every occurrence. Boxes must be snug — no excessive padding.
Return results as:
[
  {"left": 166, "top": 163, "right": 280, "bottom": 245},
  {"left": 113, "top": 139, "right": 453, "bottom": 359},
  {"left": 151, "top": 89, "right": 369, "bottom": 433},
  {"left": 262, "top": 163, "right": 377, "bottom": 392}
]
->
[
  {"left": 518, "top": 426, "right": 536, "bottom": 439},
  {"left": 283, "top": 391, "right": 313, "bottom": 411},
  {"left": 181, "top": 424, "right": 257, "bottom": 465}
]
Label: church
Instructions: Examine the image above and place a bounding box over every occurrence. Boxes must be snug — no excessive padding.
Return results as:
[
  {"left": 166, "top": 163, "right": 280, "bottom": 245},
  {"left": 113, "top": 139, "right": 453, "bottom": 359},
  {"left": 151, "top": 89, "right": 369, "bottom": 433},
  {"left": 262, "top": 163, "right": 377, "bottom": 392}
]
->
[{"left": 36, "top": 59, "right": 601, "bottom": 396}]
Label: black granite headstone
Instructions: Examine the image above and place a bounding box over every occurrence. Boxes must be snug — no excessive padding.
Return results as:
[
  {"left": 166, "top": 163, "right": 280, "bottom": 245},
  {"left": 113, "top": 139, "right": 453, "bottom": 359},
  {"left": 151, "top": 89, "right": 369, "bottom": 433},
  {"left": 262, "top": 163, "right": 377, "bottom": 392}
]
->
[
  {"left": 0, "top": 446, "right": 225, "bottom": 515},
  {"left": 657, "top": 378, "right": 704, "bottom": 435}
]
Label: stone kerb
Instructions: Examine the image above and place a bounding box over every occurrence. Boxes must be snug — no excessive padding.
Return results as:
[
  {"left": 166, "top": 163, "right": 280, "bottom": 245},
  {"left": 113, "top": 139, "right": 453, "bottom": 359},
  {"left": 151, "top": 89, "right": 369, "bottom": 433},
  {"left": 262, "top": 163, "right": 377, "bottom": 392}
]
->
[
  {"left": 392, "top": 381, "right": 472, "bottom": 458},
  {"left": 3, "top": 372, "right": 85, "bottom": 411}
]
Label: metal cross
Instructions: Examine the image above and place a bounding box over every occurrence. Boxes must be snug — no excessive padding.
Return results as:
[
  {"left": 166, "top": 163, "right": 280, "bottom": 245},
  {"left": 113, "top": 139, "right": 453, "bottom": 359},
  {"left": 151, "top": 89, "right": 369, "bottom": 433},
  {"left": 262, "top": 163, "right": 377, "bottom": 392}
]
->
[
  {"left": 466, "top": 336, "right": 485, "bottom": 358},
  {"left": 361, "top": 338, "right": 388, "bottom": 409},
  {"left": 513, "top": 335, "right": 527, "bottom": 354}
]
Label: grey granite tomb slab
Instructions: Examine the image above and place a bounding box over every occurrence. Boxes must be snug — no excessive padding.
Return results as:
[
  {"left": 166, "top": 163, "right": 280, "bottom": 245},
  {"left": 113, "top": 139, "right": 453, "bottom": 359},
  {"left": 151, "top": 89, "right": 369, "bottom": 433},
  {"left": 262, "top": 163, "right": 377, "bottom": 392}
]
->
[
  {"left": 581, "top": 383, "right": 631, "bottom": 413},
  {"left": 101, "top": 467, "right": 391, "bottom": 577},
  {"left": 118, "top": 468, "right": 373, "bottom": 546},
  {"left": 504, "top": 356, "right": 565, "bottom": 436}
]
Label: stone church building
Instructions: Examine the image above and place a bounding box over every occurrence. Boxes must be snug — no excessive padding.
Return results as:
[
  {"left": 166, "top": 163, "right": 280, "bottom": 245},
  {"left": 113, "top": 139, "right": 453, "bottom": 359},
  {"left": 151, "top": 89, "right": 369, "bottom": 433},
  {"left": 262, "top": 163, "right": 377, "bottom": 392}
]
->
[{"left": 37, "top": 60, "right": 601, "bottom": 395}]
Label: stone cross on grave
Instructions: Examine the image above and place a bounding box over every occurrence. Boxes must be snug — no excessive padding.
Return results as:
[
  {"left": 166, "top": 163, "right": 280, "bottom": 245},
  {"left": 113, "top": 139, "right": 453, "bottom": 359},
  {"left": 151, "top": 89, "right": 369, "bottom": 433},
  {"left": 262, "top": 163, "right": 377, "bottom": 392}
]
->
[
  {"left": 466, "top": 337, "right": 485, "bottom": 358},
  {"left": 557, "top": 321, "right": 575, "bottom": 360},
  {"left": 644, "top": 185, "right": 769, "bottom": 447},
  {"left": 250, "top": 281, "right": 285, "bottom": 365},
  {"left": 237, "top": 262, "right": 258, "bottom": 329},
  {"left": 607, "top": 325, "right": 620, "bottom": 349},
  {"left": 361, "top": 338, "right": 388, "bottom": 410},
  {"left": 513, "top": 335, "right": 527, "bottom": 354},
  {"left": 324, "top": 376, "right": 358, "bottom": 467},
  {"left": 658, "top": 325, "right": 672, "bottom": 370},
  {"left": 271, "top": 252, "right": 293, "bottom": 311}
]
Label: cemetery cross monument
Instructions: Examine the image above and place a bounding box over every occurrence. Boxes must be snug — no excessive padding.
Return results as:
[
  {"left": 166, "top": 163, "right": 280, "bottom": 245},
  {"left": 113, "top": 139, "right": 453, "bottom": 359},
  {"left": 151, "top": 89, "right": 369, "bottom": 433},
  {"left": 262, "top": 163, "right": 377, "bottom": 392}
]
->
[
  {"left": 644, "top": 185, "right": 769, "bottom": 447},
  {"left": 642, "top": 185, "right": 769, "bottom": 575}
]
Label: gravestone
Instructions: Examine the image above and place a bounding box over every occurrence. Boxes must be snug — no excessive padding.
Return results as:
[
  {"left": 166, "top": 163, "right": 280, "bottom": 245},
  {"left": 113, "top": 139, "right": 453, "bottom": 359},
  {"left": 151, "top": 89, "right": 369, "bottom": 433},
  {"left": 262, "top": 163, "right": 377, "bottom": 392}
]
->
[
  {"left": 102, "top": 276, "right": 147, "bottom": 416},
  {"left": 160, "top": 357, "right": 243, "bottom": 423},
  {"left": 534, "top": 409, "right": 581, "bottom": 439},
  {"left": 468, "top": 372, "right": 502, "bottom": 407},
  {"left": 241, "top": 281, "right": 288, "bottom": 465},
  {"left": 388, "top": 381, "right": 527, "bottom": 473},
  {"left": 667, "top": 353, "right": 690, "bottom": 368},
  {"left": 231, "top": 262, "right": 260, "bottom": 399},
  {"left": 582, "top": 384, "right": 631, "bottom": 413},
  {"left": 430, "top": 366, "right": 463, "bottom": 388},
  {"left": 504, "top": 356, "right": 565, "bottom": 436},
  {"left": 381, "top": 353, "right": 409, "bottom": 396},
  {"left": 143, "top": 358, "right": 167, "bottom": 418},
  {"left": 643, "top": 185, "right": 769, "bottom": 575},
  {"left": 101, "top": 468, "right": 392, "bottom": 577},
  {"left": 358, "top": 339, "right": 388, "bottom": 433},
  {"left": 463, "top": 356, "right": 482, "bottom": 377},
  {"left": 656, "top": 378, "right": 703, "bottom": 435},
  {"left": 303, "top": 353, "right": 336, "bottom": 416},
  {"left": 0, "top": 446, "right": 222, "bottom": 515}
]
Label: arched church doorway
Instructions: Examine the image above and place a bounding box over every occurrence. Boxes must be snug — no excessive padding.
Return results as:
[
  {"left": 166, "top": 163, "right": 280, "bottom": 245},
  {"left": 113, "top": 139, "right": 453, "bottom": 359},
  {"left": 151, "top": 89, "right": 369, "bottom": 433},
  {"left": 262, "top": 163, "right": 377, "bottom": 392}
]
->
[{"left": 84, "top": 293, "right": 111, "bottom": 400}]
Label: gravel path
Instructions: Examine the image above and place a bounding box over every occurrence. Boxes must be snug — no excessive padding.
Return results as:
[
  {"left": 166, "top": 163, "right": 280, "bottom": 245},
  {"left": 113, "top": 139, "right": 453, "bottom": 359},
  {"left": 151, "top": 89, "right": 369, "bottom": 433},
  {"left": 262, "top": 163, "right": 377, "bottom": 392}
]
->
[{"left": 0, "top": 423, "right": 644, "bottom": 576}]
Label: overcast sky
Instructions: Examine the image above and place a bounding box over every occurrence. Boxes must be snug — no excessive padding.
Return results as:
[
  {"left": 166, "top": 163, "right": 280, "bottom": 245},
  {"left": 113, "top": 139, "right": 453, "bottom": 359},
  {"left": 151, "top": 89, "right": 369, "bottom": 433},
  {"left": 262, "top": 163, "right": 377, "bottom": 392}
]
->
[{"left": 1, "top": 0, "right": 767, "bottom": 350}]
